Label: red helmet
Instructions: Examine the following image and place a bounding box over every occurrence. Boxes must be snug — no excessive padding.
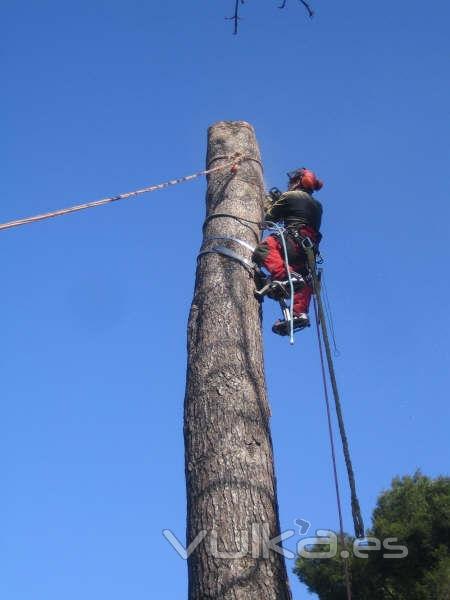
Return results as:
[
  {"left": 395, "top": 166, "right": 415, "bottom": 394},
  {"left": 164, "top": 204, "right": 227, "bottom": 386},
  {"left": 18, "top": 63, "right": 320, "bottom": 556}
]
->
[{"left": 288, "top": 168, "right": 323, "bottom": 192}]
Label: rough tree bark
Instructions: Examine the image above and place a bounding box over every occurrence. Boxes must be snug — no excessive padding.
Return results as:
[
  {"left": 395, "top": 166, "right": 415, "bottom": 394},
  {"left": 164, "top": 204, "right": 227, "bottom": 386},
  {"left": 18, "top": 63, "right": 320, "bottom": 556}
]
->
[{"left": 184, "top": 121, "right": 292, "bottom": 600}]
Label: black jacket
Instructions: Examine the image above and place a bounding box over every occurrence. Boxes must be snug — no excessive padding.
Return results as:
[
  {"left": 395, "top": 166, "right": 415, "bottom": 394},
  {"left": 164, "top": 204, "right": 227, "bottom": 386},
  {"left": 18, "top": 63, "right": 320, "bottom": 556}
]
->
[{"left": 266, "top": 190, "right": 323, "bottom": 231}]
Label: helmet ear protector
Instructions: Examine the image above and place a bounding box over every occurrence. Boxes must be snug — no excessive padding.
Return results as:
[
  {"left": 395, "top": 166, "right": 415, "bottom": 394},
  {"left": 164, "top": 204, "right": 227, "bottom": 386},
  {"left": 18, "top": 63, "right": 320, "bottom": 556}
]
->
[
  {"left": 287, "top": 168, "right": 305, "bottom": 182},
  {"left": 287, "top": 167, "right": 323, "bottom": 191}
]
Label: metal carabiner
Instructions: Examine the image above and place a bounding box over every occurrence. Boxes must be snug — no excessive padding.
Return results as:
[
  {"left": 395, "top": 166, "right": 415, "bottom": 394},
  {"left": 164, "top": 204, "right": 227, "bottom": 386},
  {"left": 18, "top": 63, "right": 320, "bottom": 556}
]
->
[{"left": 301, "top": 236, "right": 314, "bottom": 250}]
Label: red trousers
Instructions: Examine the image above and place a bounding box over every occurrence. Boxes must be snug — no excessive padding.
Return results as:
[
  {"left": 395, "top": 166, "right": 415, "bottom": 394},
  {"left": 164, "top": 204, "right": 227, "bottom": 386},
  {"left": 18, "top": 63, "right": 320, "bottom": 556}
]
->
[{"left": 256, "top": 226, "right": 319, "bottom": 315}]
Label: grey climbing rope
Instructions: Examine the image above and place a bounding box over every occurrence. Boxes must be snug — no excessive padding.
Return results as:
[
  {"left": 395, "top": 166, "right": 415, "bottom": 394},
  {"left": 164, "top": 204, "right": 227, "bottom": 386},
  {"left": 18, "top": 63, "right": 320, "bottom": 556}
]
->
[{"left": 303, "top": 237, "right": 365, "bottom": 539}]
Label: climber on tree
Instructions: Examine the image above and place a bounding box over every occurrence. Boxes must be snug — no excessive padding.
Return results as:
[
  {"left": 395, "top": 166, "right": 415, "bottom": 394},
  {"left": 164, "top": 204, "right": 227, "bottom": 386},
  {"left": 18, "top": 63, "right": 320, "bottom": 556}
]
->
[{"left": 253, "top": 167, "right": 323, "bottom": 336}]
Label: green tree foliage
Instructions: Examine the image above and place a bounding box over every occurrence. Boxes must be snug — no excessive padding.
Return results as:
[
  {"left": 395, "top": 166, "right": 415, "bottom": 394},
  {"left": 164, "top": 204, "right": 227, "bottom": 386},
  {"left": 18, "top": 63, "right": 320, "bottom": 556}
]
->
[{"left": 294, "top": 472, "right": 450, "bottom": 599}]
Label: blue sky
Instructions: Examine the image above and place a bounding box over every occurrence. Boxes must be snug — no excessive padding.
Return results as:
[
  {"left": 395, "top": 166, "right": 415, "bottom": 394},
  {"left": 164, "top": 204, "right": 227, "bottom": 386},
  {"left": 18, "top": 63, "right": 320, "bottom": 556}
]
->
[{"left": 2, "top": 1, "right": 449, "bottom": 598}]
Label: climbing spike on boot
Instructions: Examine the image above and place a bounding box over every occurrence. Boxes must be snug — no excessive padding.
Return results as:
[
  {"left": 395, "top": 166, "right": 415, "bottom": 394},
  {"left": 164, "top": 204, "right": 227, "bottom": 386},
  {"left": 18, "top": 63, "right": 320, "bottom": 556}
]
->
[
  {"left": 255, "top": 272, "right": 306, "bottom": 301},
  {"left": 272, "top": 313, "right": 310, "bottom": 336}
]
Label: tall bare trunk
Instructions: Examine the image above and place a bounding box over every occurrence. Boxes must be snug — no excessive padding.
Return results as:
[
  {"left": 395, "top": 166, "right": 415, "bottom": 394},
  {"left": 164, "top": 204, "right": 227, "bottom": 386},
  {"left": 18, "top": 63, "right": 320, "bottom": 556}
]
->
[{"left": 184, "top": 121, "right": 292, "bottom": 600}]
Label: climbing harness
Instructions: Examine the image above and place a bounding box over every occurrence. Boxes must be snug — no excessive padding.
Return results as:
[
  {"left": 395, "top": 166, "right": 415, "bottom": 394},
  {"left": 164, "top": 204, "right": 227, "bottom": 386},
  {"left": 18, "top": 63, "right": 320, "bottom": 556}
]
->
[
  {"left": 200, "top": 212, "right": 309, "bottom": 344},
  {"left": 279, "top": 223, "right": 323, "bottom": 263},
  {"left": 261, "top": 221, "right": 319, "bottom": 344}
]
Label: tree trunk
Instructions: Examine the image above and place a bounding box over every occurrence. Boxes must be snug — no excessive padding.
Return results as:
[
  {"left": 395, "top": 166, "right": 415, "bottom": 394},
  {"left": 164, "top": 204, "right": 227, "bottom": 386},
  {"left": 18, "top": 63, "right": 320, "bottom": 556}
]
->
[{"left": 184, "top": 121, "right": 292, "bottom": 600}]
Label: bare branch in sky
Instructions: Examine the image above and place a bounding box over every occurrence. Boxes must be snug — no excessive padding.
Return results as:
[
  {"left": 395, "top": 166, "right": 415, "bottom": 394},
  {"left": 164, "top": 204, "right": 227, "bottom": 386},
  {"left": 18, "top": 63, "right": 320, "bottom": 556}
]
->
[
  {"left": 229, "top": 0, "right": 315, "bottom": 34},
  {"left": 226, "top": 0, "right": 245, "bottom": 35},
  {"left": 299, "top": 0, "right": 315, "bottom": 18},
  {"left": 279, "top": 0, "right": 314, "bottom": 16}
]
